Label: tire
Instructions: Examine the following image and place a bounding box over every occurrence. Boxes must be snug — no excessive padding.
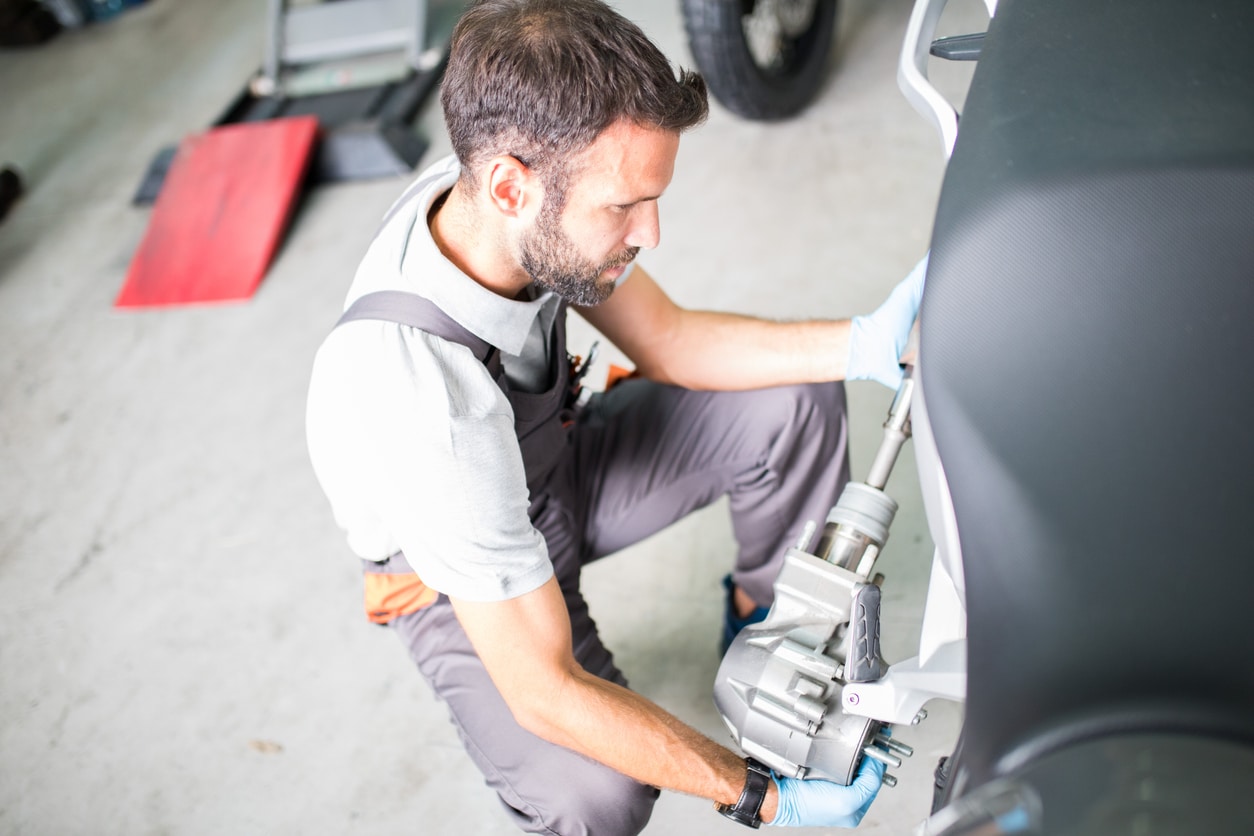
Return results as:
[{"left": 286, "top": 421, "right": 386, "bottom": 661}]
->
[{"left": 681, "top": 0, "right": 838, "bottom": 121}]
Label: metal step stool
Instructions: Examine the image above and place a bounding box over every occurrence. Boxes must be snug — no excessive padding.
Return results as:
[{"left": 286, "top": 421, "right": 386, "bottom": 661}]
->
[
  {"left": 134, "top": 0, "right": 452, "bottom": 203},
  {"left": 230, "top": 0, "right": 447, "bottom": 183}
]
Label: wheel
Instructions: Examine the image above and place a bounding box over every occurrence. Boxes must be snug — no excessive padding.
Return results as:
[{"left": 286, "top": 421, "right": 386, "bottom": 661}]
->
[{"left": 681, "top": 0, "right": 838, "bottom": 121}]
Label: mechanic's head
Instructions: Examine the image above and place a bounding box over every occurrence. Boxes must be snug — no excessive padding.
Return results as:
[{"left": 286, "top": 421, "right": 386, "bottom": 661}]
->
[
  {"left": 441, "top": 0, "right": 708, "bottom": 305},
  {"left": 442, "top": 0, "right": 707, "bottom": 203}
]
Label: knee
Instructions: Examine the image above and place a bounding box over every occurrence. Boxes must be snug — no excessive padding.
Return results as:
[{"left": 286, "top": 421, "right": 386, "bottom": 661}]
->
[
  {"left": 784, "top": 380, "right": 846, "bottom": 422},
  {"left": 746, "top": 381, "right": 846, "bottom": 445},
  {"left": 566, "top": 773, "right": 658, "bottom": 836},
  {"left": 753, "top": 382, "right": 848, "bottom": 475},
  {"left": 506, "top": 766, "right": 658, "bottom": 836}
]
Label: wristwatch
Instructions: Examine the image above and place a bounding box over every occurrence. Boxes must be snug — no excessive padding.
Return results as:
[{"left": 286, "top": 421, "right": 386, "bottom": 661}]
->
[{"left": 715, "top": 757, "right": 772, "bottom": 828}]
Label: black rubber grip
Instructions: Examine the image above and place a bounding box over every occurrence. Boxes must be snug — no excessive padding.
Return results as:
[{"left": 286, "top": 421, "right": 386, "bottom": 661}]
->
[{"left": 846, "top": 583, "right": 887, "bottom": 683}]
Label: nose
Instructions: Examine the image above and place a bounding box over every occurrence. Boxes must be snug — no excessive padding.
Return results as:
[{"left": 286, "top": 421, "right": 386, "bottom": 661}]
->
[{"left": 624, "top": 202, "right": 660, "bottom": 250}]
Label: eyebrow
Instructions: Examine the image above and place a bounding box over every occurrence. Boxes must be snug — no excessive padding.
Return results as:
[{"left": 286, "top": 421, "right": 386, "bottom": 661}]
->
[{"left": 615, "top": 194, "right": 663, "bottom": 207}]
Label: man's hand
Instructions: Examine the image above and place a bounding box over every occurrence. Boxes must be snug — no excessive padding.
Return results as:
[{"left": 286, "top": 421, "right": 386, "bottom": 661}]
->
[
  {"left": 767, "top": 756, "right": 886, "bottom": 828},
  {"left": 847, "top": 254, "right": 929, "bottom": 389}
]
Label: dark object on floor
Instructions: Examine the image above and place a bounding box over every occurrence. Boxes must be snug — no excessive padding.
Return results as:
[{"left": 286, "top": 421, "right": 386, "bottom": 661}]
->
[
  {"left": 132, "top": 57, "right": 445, "bottom": 206},
  {"left": 0, "top": 166, "right": 22, "bottom": 223},
  {"left": 115, "top": 116, "right": 319, "bottom": 308},
  {"left": 219, "top": 58, "right": 443, "bottom": 184},
  {"left": 0, "top": 0, "right": 61, "bottom": 46},
  {"left": 78, "top": 0, "right": 146, "bottom": 24},
  {"left": 130, "top": 146, "right": 176, "bottom": 205},
  {"left": 131, "top": 59, "right": 446, "bottom": 205}
]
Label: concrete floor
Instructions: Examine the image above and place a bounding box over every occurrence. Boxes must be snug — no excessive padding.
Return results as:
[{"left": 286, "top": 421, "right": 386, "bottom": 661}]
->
[{"left": 0, "top": 0, "right": 989, "bottom": 833}]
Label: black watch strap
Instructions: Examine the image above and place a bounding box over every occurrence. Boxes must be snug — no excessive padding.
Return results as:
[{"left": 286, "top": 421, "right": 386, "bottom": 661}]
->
[{"left": 715, "top": 757, "right": 772, "bottom": 828}]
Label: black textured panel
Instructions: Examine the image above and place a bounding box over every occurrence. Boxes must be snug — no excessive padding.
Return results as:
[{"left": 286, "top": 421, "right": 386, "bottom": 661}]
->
[{"left": 920, "top": 0, "right": 1254, "bottom": 790}]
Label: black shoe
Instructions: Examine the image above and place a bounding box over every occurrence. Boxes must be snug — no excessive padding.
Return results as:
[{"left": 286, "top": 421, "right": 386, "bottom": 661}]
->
[
  {"left": 721, "top": 574, "right": 770, "bottom": 656},
  {"left": 0, "top": 167, "right": 22, "bottom": 224}
]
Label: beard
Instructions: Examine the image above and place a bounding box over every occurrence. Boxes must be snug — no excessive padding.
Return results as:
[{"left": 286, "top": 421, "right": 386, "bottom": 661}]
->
[{"left": 519, "top": 201, "right": 639, "bottom": 307}]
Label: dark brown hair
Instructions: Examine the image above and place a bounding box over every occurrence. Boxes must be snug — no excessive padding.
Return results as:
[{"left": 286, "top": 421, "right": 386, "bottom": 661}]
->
[{"left": 441, "top": 0, "right": 708, "bottom": 196}]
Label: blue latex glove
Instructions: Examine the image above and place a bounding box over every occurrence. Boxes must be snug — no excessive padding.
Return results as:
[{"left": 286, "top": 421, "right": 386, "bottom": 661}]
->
[
  {"left": 768, "top": 755, "right": 886, "bottom": 828},
  {"left": 847, "top": 253, "right": 929, "bottom": 389}
]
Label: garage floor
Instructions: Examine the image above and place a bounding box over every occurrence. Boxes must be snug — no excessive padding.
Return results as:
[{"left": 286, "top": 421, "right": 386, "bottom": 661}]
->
[{"left": 0, "top": 0, "right": 988, "bottom": 833}]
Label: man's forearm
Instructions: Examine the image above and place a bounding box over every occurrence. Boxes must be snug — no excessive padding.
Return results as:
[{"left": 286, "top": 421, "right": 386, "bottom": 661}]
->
[
  {"left": 579, "top": 265, "right": 853, "bottom": 392},
  {"left": 521, "top": 663, "right": 779, "bottom": 821},
  {"left": 640, "top": 310, "right": 852, "bottom": 392},
  {"left": 450, "top": 581, "right": 780, "bottom": 821}
]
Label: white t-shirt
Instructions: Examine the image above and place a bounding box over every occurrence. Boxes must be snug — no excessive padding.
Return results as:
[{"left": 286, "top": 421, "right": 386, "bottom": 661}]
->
[{"left": 306, "top": 156, "right": 560, "bottom": 602}]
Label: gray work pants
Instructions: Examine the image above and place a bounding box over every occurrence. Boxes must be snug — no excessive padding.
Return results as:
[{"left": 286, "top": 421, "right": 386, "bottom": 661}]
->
[{"left": 392, "top": 379, "right": 849, "bottom": 835}]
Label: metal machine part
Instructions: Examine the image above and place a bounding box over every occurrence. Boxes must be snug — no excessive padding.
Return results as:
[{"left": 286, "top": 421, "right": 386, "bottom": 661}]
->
[{"left": 714, "top": 374, "right": 917, "bottom": 787}]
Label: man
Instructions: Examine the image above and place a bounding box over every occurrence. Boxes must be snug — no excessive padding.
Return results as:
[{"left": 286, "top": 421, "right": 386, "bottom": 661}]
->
[{"left": 306, "top": 1, "right": 926, "bottom": 832}]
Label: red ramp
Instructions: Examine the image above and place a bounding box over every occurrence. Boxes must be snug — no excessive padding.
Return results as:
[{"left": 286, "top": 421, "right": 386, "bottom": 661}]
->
[{"left": 116, "top": 116, "right": 319, "bottom": 308}]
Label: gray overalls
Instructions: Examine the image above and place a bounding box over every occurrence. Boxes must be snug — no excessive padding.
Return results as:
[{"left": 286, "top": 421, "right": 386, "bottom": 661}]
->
[{"left": 336, "top": 291, "right": 850, "bottom": 836}]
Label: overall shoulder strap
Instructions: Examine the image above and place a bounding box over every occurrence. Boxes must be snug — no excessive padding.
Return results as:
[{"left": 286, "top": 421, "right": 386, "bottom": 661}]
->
[{"left": 335, "top": 290, "right": 501, "bottom": 376}]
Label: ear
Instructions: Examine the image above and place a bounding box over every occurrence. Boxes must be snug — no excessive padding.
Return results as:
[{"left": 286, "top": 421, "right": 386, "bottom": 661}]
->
[{"left": 484, "top": 156, "right": 542, "bottom": 222}]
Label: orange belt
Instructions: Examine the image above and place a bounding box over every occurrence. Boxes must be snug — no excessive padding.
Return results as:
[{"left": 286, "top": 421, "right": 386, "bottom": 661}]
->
[{"left": 362, "top": 569, "right": 437, "bottom": 624}]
